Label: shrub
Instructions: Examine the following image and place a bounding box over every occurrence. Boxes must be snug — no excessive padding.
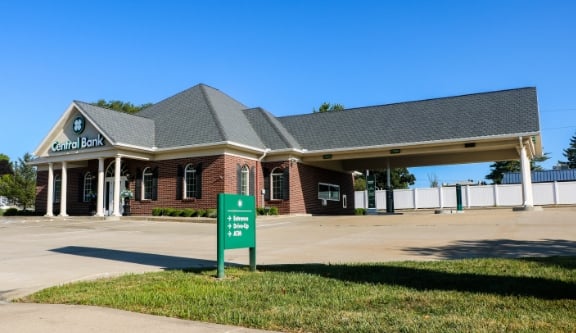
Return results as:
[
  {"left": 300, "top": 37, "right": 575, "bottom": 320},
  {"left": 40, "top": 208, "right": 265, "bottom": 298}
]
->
[
  {"left": 195, "top": 209, "right": 207, "bottom": 217},
  {"left": 206, "top": 208, "right": 217, "bottom": 218},
  {"left": 269, "top": 207, "right": 278, "bottom": 215},
  {"left": 152, "top": 208, "right": 163, "bottom": 216},
  {"left": 3, "top": 208, "right": 19, "bottom": 216},
  {"left": 182, "top": 208, "right": 195, "bottom": 217},
  {"left": 354, "top": 208, "right": 366, "bottom": 215}
]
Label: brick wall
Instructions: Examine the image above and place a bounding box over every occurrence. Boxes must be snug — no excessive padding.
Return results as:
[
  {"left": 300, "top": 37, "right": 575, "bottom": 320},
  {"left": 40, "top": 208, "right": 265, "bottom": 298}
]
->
[{"left": 35, "top": 154, "right": 355, "bottom": 216}]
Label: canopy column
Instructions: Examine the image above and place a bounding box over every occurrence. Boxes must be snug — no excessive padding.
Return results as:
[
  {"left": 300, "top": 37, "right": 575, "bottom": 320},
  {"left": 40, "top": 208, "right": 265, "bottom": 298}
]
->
[{"left": 519, "top": 141, "right": 534, "bottom": 208}]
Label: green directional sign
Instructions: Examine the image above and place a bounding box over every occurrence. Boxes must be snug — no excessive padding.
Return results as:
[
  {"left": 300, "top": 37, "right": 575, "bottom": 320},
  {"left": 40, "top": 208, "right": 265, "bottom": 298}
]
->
[
  {"left": 367, "top": 174, "right": 376, "bottom": 209},
  {"left": 217, "top": 193, "right": 256, "bottom": 278}
]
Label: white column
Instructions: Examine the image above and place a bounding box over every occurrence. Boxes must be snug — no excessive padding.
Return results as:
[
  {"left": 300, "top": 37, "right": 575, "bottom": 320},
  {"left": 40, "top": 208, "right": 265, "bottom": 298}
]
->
[
  {"left": 96, "top": 158, "right": 105, "bottom": 217},
  {"left": 59, "top": 161, "right": 68, "bottom": 216},
  {"left": 113, "top": 156, "right": 122, "bottom": 216},
  {"left": 46, "top": 162, "right": 54, "bottom": 217},
  {"left": 413, "top": 188, "right": 418, "bottom": 209},
  {"left": 519, "top": 143, "right": 534, "bottom": 207},
  {"left": 466, "top": 185, "right": 471, "bottom": 208}
]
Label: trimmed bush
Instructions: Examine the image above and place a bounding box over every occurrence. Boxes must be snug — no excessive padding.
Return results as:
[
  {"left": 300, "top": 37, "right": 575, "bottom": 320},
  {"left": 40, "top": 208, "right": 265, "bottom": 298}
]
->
[
  {"left": 354, "top": 208, "right": 366, "bottom": 215},
  {"left": 206, "top": 209, "right": 217, "bottom": 218},
  {"left": 195, "top": 209, "right": 206, "bottom": 217},
  {"left": 269, "top": 207, "right": 278, "bottom": 215},
  {"left": 3, "top": 208, "right": 19, "bottom": 216},
  {"left": 182, "top": 208, "right": 195, "bottom": 217},
  {"left": 152, "top": 208, "right": 163, "bottom": 216}
]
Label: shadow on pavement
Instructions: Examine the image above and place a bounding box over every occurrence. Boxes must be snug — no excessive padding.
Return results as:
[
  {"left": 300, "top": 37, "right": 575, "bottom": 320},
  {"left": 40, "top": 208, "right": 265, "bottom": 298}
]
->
[
  {"left": 403, "top": 239, "right": 576, "bottom": 263},
  {"left": 50, "top": 246, "right": 218, "bottom": 269}
]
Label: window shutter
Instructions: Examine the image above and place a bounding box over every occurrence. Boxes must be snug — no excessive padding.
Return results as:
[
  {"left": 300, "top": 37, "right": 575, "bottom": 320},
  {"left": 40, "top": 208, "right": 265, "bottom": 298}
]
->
[
  {"left": 176, "top": 165, "right": 183, "bottom": 200},
  {"left": 196, "top": 163, "right": 202, "bottom": 199},
  {"left": 236, "top": 164, "right": 242, "bottom": 194},
  {"left": 152, "top": 167, "right": 158, "bottom": 201},
  {"left": 263, "top": 168, "right": 270, "bottom": 201},
  {"left": 135, "top": 168, "right": 142, "bottom": 201},
  {"left": 249, "top": 166, "right": 255, "bottom": 196},
  {"left": 282, "top": 168, "right": 290, "bottom": 200}
]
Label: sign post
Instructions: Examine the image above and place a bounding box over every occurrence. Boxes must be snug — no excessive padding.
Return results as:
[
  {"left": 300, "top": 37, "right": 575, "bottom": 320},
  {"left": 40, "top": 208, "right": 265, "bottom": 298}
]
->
[{"left": 217, "top": 193, "right": 256, "bottom": 278}]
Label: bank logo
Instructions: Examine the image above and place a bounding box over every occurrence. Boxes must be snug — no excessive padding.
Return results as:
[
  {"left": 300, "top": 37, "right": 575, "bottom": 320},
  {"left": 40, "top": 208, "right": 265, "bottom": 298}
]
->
[{"left": 72, "top": 116, "right": 85, "bottom": 134}]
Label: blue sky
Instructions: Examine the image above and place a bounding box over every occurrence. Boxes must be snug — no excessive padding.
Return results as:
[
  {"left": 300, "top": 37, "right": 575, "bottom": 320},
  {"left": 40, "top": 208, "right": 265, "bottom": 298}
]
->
[{"left": 1, "top": 1, "right": 575, "bottom": 188}]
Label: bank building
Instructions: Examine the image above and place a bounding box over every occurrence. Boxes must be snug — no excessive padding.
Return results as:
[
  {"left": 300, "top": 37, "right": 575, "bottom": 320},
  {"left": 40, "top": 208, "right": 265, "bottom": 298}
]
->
[{"left": 32, "top": 84, "right": 542, "bottom": 216}]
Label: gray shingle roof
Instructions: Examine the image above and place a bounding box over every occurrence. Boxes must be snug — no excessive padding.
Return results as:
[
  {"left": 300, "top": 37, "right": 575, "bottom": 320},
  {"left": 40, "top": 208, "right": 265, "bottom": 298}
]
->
[
  {"left": 136, "top": 84, "right": 265, "bottom": 149},
  {"left": 243, "top": 107, "right": 302, "bottom": 150},
  {"left": 74, "top": 101, "right": 155, "bottom": 148},
  {"left": 278, "top": 87, "right": 539, "bottom": 151}
]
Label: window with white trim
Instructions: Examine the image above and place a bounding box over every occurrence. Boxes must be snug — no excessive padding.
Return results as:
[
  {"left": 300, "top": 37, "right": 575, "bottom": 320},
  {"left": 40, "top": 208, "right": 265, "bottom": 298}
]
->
[
  {"left": 240, "top": 165, "right": 249, "bottom": 195},
  {"left": 271, "top": 168, "right": 284, "bottom": 200},
  {"left": 184, "top": 164, "right": 197, "bottom": 198},
  {"left": 83, "top": 172, "right": 94, "bottom": 202},
  {"left": 142, "top": 167, "right": 153, "bottom": 200},
  {"left": 318, "top": 183, "right": 340, "bottom": 201}
]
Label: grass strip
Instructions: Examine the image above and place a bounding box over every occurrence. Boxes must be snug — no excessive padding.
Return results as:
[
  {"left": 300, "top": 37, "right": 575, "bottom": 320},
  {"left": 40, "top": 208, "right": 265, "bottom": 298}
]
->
[{"left": 21, "top": 256, "right": 576, "bottom": 333}]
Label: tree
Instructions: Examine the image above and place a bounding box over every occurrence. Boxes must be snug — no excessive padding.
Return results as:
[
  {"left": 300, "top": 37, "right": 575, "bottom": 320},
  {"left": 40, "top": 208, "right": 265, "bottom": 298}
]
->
[
  {"left": 372, "top": 168, "right": 416, "bottom": 189},
  {"left": 0, "top": 153, "right": 36, "bottom": 209},
  {"left": 0, "top": 154, "right": 12, "bottom": 176},
  {"left": 93, "top": 99, "right": 152, "bottom": 114},
  {"left": 428, "top": 173, "right": 439, "bottom": 188},
  {"left": 560, "top": 132, "right": 576, "bottom": 169},
  {"left": 313, "top": 102, "right": 345, "bottom": 113},
  {"left": 485, "top": 153, "right": 550, "bottom": 184}
]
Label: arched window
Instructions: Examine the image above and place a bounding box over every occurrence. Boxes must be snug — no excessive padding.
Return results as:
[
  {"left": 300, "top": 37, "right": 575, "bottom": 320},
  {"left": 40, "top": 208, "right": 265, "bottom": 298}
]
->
[
  {"left": 271, "top": 168, "right": 284, "bottom": 200},
  {"left": 83, "top": 172, "right": 94, "bottom": 202},
  {"left": 54, "top": 175, "right": 61, "bottom": 203},
  {"left": 240, "top": 165, "right": 249, "bottom": 195},
  {"left": 142, "top": 167, "right": 153, "bottom": 200},
  {"left": 184, "top": 164, "right": 197, "bottom": 198}
]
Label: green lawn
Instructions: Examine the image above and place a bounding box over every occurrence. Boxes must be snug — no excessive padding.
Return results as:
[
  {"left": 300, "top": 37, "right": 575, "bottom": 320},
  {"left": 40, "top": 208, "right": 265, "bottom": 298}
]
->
[{"left": 21, "top": 257, "right": 576, "bottom": 333}]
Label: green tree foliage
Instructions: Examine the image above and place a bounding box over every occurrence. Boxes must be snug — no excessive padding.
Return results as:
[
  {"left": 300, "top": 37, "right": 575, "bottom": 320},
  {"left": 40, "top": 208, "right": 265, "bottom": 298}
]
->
[
  {"left": 0, "top": 154, "right": 12, "bottom": 176},
  {"left": 373, "top": 168, "right": 416, "bottom": 189},
  {"left": 0, "top": 153, "right": 36, "bottom": 209},
  {"left": 560, "top": 132, "right": 576, "bottom": 169},
  {"left": 94, "top": 99, "right": 152, "bottom": 114},
  {"left": 313, "top": 102, "right": 345, "bottom": 113},
  {"left": 354, "top": 169, "right": 416, "bottom": 190},
  {"left": 485, "top": 153, "right": 550, "bottom": 184}
]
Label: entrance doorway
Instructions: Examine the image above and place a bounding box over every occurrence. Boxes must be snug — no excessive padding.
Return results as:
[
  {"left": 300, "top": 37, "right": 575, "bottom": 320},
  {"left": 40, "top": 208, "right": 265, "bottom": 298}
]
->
[{"left": 104, "top": 161, "right": 129, "bottom": 216}]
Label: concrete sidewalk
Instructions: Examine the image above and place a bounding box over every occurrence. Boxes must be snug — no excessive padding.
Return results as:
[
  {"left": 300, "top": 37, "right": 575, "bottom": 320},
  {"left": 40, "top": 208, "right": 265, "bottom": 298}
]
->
[{"left": 1, "top": 208, "right": 575, "bottom": 332}]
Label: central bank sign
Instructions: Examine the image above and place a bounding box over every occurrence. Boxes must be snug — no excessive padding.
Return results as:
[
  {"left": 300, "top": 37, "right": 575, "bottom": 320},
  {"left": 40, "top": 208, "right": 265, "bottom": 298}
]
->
[{"left": 51, "top": 116, "right": 106, "bottom": 152}]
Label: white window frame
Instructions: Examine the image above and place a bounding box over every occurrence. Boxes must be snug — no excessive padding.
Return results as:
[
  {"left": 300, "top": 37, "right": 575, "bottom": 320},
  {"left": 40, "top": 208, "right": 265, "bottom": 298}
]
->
[
  {"left": 142, "top": 167, "right": 153, "bottom": 200},
  {"left": 318, "top": 182, "right": 340, "bottom": 201},
  {"left": 271, "top": 168, "right": 284, "bottom": 200},
  {"left": 240, "top": 165, "right": 249, "bottom": 195},
  {"left": 83, "top": 172, "right": 93, "bottom": 202},
  {"left": 184, "top": 164, "right": 197, "bottom": 199}
]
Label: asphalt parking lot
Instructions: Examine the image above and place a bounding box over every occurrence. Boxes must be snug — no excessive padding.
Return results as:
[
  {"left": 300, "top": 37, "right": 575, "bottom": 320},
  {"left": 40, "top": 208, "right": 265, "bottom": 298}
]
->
[{"left": 1, "top": 208, "right": 575, "bottom": 332}]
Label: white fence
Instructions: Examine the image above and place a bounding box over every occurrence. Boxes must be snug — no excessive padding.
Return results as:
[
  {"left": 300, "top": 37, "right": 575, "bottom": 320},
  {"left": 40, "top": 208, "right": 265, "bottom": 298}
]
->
[{"left": 355, "top": 181, "right": 576, "bottom": 210}]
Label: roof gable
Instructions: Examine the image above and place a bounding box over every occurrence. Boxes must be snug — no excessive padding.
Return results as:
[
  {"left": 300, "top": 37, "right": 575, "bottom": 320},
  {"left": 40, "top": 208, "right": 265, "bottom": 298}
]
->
[{"left": 74, "top": 101, "right": 155, "bottom": 148}]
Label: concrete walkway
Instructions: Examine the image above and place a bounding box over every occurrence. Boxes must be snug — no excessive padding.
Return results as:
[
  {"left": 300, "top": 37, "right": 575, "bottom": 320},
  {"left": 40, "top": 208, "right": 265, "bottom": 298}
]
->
[{"left": 1, "top": 208, "right": 575, "bottom": 332}]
